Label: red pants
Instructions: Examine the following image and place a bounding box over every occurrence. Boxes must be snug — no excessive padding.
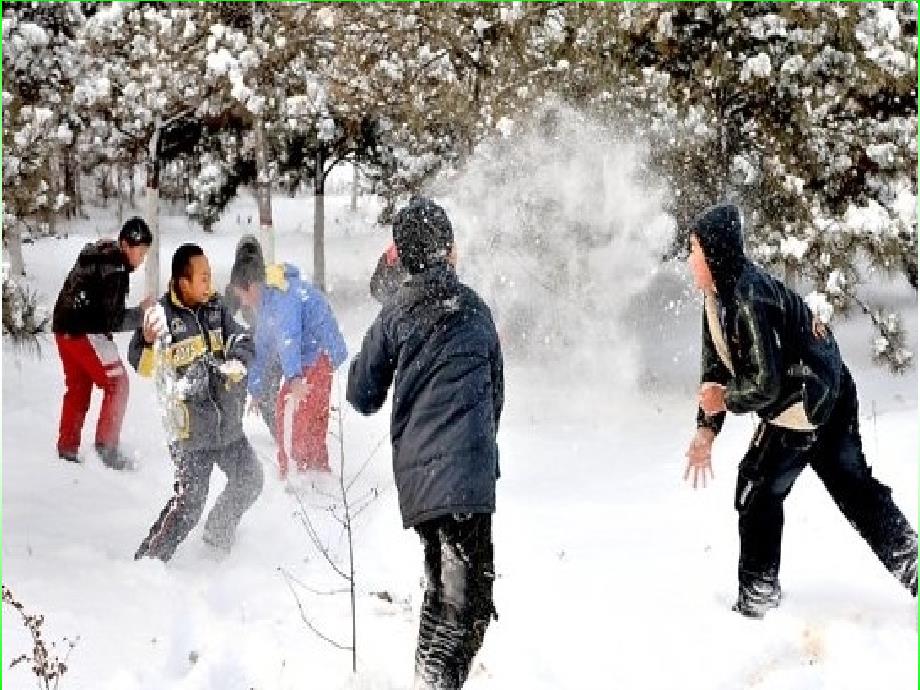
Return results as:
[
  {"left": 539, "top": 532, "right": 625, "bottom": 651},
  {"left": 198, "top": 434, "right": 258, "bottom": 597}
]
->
[
  {"left": 55, "top": 333, "right": 129, "bottom": 455},
  {"left": 275, "top": 354, "right": 333, "bottom": 477}
]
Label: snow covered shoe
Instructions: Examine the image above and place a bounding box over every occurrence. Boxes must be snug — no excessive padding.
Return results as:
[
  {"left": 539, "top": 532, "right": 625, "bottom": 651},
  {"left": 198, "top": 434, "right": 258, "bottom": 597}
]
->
[
  {"left": 95, "top": 444, "right": 135, "bottom": 471},
  {"left": 886, "top": 532, "right": 918, "bottom": 597},
  {"left": 202, "top": 529, "right": 234, "bottom": 556},
  {"left": 58, "top": 450, "right": 80, "bottom": 464},
  {"left": 732, "top": 582, "right": 782, "bottom": 619}
]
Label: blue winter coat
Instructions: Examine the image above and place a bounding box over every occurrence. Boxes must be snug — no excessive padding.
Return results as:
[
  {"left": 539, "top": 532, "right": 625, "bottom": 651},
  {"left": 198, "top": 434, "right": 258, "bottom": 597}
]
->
[
  {"left": 346, "top": 263, "right": 504, "bottom": 528},
  {"left": 248, "top": 263, "right": 347, "bottom": 397}
]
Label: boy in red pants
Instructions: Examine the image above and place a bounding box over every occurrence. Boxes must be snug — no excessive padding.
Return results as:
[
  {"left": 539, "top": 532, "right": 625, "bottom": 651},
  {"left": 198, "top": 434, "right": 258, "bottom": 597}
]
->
[
  {"left": 51, "top": 217, "right": 154, "bottom": 468},
  {"left": 229, "top": 256, "right": 347, "bottom": 477}
]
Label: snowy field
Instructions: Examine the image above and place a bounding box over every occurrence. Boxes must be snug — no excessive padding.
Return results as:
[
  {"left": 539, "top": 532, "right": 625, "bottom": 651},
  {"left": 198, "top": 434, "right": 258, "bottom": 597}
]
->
[{"left": 2, "top": 192, "right": 917, "bottom": 690}]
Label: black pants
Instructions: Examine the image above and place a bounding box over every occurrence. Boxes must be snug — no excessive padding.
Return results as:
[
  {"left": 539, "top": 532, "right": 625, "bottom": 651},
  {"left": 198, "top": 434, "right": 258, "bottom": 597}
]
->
[
  {"left": 136, "top": 436, "right": 264, "bottom": 562},
  {"left": 260, "top": 356, "right": 283, "bottom": 441},
  {"left": 414, "top": 513, "right": 496, "bottom": 690},
  {"left": 735, "top": 368, "right": 918, "bottom": 601}
]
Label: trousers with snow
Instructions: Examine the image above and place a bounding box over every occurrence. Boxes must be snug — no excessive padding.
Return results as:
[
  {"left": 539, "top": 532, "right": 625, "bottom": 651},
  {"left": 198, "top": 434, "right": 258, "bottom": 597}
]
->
[
  {"left": 135, "top": 436, "right": 264, "bottom": 562},
  {"left": 735, "top": 368, "right": 918, "bottom": 610},
  {"left": 275, "top": 354, "right": 332, "bottom": 477},
  {"left": 259, "top": 355, "right": 283, "bottom": 441},
  {"left": 55, "top": 333, "right": 129, "bottom": 456},
  {"left": 413, "top": 513, "right": 495, "bottom": 690}
]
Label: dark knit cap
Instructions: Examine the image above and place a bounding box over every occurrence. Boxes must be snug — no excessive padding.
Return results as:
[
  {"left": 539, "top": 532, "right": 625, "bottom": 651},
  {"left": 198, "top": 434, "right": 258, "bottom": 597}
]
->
[
  {"left": 119, "top": 217, "right": 153, "bottom": 246},
  {"left": 229, "top": 235, "right": 267, "bottom": 288},
  {"left": 392, "top": 196, "right": 453, "bottom": 274}
]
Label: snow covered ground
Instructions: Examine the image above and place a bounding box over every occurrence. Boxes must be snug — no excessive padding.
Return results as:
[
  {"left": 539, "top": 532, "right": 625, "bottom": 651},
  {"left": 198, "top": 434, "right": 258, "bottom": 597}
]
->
[{"left": 3, "top": 192, "right": 917, "bottom": 690}]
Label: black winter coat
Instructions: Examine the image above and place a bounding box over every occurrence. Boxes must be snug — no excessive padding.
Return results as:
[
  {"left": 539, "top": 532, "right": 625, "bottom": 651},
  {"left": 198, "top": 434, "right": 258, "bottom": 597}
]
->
[
  {"left": 347, "top": 263, "right": 503, "bottom": 528},
  {"left": 128, "top": 290, "right": 254, "bottom": 452},
  {"left": 697, "top": 263, "right": 843, "bottom": 433},
  {"left": 52, "top": 240, "right": 142, "bottom": 334}
]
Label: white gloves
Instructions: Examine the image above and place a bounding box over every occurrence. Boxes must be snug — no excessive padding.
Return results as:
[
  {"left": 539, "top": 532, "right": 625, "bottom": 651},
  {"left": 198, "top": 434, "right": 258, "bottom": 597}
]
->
[{"left": 144, "top": 304, "right": 169, "bottom": 342}]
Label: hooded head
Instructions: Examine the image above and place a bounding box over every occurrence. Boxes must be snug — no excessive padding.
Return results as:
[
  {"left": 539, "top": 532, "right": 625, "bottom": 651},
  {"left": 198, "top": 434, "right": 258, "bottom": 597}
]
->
[
  {"left": 229, "top": 235, "right": 267, "bottom": 290},
  {"left": 688, "top": 203, "right": 747, "bottom": 295},
  {"left": 392, "top": 196, "right": 453, "bottom": 274},
  {"left": 228, "top": 235, "right": 268, "bottom": 313}
]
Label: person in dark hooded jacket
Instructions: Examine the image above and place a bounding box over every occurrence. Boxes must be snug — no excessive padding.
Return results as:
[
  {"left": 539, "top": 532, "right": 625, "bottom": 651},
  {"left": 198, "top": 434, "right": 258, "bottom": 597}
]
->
[
  {"left": 347, "top": 196, "right": 503, "bottom": 690},
  {"left": 684, "top": 203, "right": 918, "bottom": 618}
]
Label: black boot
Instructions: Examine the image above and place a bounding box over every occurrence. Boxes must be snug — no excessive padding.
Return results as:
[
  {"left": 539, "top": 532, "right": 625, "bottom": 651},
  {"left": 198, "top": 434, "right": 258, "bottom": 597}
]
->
[
  {"left": 887, "top": 532, "right": 918, "bottom": 597},
  {"left": 733, "top": 571, "right": 782, "bottom": 619}
]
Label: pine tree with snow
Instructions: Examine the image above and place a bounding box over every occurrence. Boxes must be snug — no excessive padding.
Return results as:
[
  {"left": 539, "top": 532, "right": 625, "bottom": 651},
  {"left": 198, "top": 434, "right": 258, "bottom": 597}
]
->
[{"left": 2, "top": 3, "right": 84, "bottom": 246}]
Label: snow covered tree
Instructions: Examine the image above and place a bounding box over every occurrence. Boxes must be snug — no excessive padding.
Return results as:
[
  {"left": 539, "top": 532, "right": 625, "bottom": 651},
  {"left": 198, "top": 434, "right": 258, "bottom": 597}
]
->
[
  {"left": 577, "top": 2, "right": 917, "bottom": 371},
  {"left": 76, "top": 3, "right": 215, "bottom": 295},
  {"left": 2, "top": 2, "right": 85, "bottom": 255}
]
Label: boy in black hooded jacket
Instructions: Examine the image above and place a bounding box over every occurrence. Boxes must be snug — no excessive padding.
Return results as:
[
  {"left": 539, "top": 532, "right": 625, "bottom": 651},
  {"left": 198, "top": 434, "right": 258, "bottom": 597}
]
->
[{"left": 684, "top": 203, "right": 917, "bottom": 617}]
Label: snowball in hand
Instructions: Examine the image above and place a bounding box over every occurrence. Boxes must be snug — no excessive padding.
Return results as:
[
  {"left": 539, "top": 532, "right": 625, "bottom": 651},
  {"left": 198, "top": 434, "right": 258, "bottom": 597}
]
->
[
  {"left": 218, "top": 359, "right": 247, "bottom": 383},
  {"left": 144, "top": 304, "right": 169, "bottom": 341}
]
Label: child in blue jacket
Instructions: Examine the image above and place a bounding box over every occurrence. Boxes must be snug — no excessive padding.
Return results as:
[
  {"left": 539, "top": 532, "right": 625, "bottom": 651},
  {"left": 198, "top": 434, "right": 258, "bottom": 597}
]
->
[{"left": 229, "top": 257, "right": 347, "bottom": 477}]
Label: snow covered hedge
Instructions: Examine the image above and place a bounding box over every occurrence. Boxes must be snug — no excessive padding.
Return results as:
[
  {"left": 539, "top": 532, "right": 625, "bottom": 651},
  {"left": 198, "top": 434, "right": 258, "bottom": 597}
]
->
[{"left": 2, "top": 265, "right": 49, "bottom": 353}]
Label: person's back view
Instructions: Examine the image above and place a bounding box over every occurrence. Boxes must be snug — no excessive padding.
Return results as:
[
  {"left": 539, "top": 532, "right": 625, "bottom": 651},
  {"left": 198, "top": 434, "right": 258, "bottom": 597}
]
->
[{"left": 347, "top": 196, "right": 503, "bottom": 690}]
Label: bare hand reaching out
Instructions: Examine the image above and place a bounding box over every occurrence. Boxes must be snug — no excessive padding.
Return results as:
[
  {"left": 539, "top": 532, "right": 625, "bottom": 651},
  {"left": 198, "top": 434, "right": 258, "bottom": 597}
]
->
[{"left": 684, "top": 427, "right": 716, "bottom": 489}]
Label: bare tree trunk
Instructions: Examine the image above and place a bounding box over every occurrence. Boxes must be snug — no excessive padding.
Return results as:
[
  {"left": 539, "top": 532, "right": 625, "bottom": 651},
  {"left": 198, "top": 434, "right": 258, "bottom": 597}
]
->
[
  {"left": 350, "top": 163, "right": 358, "bottom": 212},
  {"left": 254, "top": 117, "right": 275, "bottom": 264},
  {"left": 145, "top": 123, "right": 161, "bottom": 299},
  {"left": 314, "top": 150, "right": 326, "bottom": 292},
  {"left": 117, "top": 163, "right": 125, "bottom": 226},
  {"left": 6, "top": 220, "right": 26, "bottom": 276},
  {"left": 71, "top": 151, "right": 86, "bottom": 219},
  {"left": 129, "top": 160, "right": 136, "bottom": 208},
  {"left": 63, "top": 153, "right": 75, "bottom": 220},
  {"left": 48, "top": 146, "right": 60, "bottom": 238}
]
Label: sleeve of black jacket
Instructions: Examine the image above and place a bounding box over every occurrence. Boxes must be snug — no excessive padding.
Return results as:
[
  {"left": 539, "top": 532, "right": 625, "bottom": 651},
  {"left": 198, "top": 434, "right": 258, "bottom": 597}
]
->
[
  {"left": 347, "top": 312, "right": 396, "bottom": 414},
  {"left": 724, "top": 297, "right": 783, "bottom": 414},
  {"left": 118, "top": 305, "right": 144, "bottom": 332},
  {"left": 94, "top": 248, "right": 134, "bottom": 333},
  {"left": 696, "top": 310, "right": 731, "bottom": 434},
  {"left": 127, "top": 324, "right": 148, "bottom": 374},
  {"left": 221, "top": 299, "right": 255, "bottom": 366},
  {"left": 369, "top": 253, "right": 390, "bottom": 302}
]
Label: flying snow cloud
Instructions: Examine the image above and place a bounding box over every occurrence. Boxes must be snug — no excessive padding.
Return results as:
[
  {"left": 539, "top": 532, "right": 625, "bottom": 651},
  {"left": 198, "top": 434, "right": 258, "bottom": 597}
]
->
[{"left": 429, "top": 102, "right": 676, "bottom": 391}]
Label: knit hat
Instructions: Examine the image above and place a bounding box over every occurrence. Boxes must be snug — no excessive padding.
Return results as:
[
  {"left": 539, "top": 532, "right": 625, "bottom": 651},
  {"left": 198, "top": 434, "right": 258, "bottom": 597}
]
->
[
  {"left": 119, "top": 217, "right": 152, "bottom": 246},
  {"left": 392, "top": 196, "right": 453, "bottom": 274}
]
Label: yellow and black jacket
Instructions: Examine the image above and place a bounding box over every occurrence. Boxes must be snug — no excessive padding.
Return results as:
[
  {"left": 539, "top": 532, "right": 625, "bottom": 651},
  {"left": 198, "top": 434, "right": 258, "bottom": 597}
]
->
[{"left": 128, "top": 287, "right": 254, "bottom": 451}]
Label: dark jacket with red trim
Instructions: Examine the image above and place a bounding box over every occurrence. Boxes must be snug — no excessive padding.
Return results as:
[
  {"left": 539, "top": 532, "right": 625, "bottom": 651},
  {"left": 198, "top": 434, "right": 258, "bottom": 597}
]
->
[{"left": 52, "top": 240, "right": 142, "bottom": 335}]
